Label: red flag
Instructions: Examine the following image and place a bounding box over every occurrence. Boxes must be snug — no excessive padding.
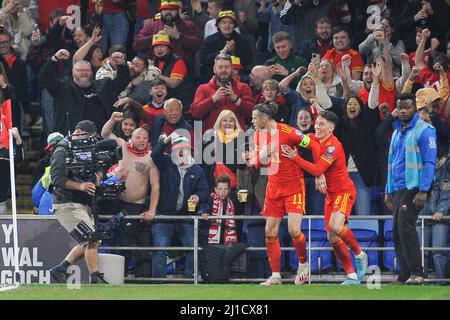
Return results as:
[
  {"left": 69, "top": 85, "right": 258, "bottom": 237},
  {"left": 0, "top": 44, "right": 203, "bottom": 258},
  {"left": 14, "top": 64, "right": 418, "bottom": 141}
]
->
[{"left": 0, "top": 99, "right": 12, "bottom": 149}]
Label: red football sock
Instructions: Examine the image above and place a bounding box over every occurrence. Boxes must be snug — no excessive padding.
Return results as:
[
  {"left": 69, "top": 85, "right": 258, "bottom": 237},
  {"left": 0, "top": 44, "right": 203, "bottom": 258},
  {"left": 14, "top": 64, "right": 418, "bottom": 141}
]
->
[
  {"left": 331, "top": 239, "right": 355, "bottom": 275},
  {"left": 291, "top": 232, "right": 307, "bottom": 264},
  {"left": 265, "top": 236, "right": 281, "bottom": 273},
  {"left": 338, "top": 226, "right": 361, "bottom": 256}
]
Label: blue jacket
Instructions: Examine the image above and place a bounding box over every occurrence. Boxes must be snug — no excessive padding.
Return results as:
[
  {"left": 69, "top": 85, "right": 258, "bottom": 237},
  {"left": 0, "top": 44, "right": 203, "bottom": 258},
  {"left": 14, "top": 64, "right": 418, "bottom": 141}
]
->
[
  {"left": 151, "top": 140, "right": 210, "bottom": 216},
  {"left": 421, "top": 158, "right": 450, "bottom": 223},
  {"left": 31, "top": 166, "right": 54, "bottom": 215},
  {"left": 386, "top": 114, "right": 437, "bottom": 194}
]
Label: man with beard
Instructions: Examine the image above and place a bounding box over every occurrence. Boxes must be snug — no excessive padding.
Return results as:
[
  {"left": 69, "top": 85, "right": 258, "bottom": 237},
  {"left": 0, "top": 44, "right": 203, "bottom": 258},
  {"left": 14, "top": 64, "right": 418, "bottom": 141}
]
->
[
  {"left": 191, "top": 53, "right": 254, "bottom": 132},
  {"left": 280, "top": 0, "right": 334, "bottom": 53},
  {"left": 101, "top": 114, "right": 160, "bottom": 277},
  {"left": 40, "top": 48, "right": 130, "bottom": 134},
  {"left": 299, "top": 16, "right": 333, "bottom": 62},
  {"left": 133, "top": 0, "right": 201, "bottom": 75},
  {"left": 117, "top": 55, "right": 162, "bottom": 103}
]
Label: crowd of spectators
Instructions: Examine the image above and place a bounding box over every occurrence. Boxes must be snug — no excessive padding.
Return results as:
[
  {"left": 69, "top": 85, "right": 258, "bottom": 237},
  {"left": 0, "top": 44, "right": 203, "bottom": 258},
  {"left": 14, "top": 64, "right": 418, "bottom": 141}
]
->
[{"left": 0, "top": 0, "right": 449, "bottom": 282}]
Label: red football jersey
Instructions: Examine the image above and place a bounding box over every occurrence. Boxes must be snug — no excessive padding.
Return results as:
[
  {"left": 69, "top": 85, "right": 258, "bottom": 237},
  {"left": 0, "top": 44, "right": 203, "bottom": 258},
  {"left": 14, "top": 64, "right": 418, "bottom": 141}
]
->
[
  {"left": 358, "top": 80, "right": 396, "bottom": 119},
  {"left": 294, "top": 133, "right": 355, "bottom": 194},
  {"left": 254, "top": 123, "right": 306, "bottom": 186}
]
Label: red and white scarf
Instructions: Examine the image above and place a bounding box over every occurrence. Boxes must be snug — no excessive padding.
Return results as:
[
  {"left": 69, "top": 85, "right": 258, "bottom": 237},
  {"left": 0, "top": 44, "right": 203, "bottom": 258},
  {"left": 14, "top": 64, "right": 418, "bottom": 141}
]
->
[
  {"left": 127, "top": 142, "right": 150, "bottom": 157},
  {"left": 208, "top": 193, "right": 237, "bottom": 245}
]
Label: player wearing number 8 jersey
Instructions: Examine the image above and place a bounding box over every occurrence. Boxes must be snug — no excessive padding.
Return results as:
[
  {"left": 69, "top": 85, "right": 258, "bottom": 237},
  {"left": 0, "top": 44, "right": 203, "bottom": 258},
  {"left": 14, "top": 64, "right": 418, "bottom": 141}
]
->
[
  {"left": 282, "top": 110, "right": 368, "bottom": 285},
  {"left": 251, "top": 103, "right": 314, "bottom": 286}
]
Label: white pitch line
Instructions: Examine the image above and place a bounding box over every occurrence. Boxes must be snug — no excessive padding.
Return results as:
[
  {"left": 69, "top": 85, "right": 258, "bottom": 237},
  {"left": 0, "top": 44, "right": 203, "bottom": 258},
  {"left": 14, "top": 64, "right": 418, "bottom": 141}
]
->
[{"left": 0, "top": 284, "right": 20, "bottom": 293}]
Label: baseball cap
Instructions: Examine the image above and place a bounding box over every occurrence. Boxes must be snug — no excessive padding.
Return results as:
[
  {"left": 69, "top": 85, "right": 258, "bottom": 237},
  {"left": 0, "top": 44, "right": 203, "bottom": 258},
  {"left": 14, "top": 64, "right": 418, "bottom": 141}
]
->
[{"left": 416, "top": 88, "right": 440, "bottom": 110}]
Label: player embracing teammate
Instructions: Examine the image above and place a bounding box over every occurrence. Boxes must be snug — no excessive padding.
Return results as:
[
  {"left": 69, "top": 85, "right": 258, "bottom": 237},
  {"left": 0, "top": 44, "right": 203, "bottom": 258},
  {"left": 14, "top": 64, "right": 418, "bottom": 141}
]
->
[
  {"left": 282, "top": 110, "right": 368, "bottom": 285},
  {"left": 252, "top": 104, "right": 368, "bottom": 285}
]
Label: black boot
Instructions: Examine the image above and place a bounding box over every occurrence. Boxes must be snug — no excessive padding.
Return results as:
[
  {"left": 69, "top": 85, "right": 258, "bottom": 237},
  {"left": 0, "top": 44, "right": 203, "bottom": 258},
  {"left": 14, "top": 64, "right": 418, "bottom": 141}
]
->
[
  {"left": 90, "top": 272, "right": 109, "bottom": 284},
  {"left": 49, "top": 266, "right": 68, "bottom": 284}
]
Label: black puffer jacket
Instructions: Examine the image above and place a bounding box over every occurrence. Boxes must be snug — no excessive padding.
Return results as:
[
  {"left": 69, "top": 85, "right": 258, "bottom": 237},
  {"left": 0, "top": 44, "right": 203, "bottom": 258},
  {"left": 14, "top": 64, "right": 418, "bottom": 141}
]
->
[{"left": 40, "top": 60, "right": 130, "bottom": 134}]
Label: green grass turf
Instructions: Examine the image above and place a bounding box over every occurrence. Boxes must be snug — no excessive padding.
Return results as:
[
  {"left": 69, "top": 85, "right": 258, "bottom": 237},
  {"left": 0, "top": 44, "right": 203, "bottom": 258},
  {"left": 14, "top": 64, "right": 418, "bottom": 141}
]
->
[{"left": 0, "top": 284, "right": 449, "bottom": 300}]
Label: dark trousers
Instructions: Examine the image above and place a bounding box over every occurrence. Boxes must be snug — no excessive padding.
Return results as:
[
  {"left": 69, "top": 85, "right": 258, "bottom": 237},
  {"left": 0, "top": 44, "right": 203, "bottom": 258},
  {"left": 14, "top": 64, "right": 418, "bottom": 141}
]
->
[
  {"left": 117, "top": 201, "right": 152, "bottom": 277},
  {"left": 392, "top": 189, "right": 423, "bottom": 280}
]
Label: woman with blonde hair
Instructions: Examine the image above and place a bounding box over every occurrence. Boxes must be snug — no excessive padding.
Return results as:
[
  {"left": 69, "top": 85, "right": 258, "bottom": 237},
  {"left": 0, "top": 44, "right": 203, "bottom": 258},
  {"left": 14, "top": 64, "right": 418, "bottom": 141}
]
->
[{"left": 203, "top": 109, "right": 245, "bottom": 191}]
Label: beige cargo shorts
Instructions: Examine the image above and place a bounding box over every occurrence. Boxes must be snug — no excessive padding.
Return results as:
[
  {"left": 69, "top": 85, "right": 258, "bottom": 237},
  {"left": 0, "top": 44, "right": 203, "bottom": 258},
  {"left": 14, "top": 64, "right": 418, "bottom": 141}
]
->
[{"left": 52, "top": 202, "right": 95, "bottom": 234}]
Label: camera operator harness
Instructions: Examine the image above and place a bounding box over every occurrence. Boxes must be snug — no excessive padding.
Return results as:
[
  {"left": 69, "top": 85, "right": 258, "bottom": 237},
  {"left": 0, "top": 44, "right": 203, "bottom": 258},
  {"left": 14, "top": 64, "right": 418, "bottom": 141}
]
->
[{"left": 64, "top": 133, "right": 127, "bottom": 243}]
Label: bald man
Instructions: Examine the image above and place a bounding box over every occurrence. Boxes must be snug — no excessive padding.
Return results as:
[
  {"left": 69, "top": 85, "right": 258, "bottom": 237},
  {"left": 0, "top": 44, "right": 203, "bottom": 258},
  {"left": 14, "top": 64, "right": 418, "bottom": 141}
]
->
[
  {"left": 249, "top": 65, "right": 272, "bottom": 92},
  {"left": 101, "top": 113, "right": 160, "bottom": 276},
  {"left": 249, "top": 65, "right": 287, "bottom": 106}
]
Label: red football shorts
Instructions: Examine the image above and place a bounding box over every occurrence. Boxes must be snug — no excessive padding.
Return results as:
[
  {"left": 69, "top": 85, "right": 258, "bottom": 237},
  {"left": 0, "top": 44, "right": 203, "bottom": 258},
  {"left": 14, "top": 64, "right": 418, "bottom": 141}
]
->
[
  {"left": 324, "top": 190, "right": 356, "bottom": 232},
  {"left": 261, "top": 179, "right": 306, "bottom": 218}
]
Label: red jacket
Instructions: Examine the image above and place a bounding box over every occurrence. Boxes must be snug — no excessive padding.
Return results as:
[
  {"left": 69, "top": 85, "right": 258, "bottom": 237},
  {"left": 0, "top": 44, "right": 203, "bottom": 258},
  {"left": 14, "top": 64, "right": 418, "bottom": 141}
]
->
[
  {"left": 136, "top": 0, "right": 160, "bottom": 18},
  {"left": 133, "top": 19, "right": 201, "bottom": 74},
  {"left": 190, "top": 77, "right": 254, "bottom": 132}
]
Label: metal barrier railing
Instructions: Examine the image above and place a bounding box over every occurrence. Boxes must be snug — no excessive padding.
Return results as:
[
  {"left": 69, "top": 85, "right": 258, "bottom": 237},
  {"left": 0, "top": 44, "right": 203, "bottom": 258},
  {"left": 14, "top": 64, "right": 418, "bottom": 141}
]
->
[{"left": 96, "top": 214, "right": 450, "bottom": 284}]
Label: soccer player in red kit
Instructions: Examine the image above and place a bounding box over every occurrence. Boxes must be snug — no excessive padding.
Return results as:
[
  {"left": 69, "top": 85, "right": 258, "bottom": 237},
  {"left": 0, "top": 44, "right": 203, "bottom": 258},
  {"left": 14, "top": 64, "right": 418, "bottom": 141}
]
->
[
  {"left": 282, "top": 110, "right": 368, "bottom": 285},
  {"left": 251, "top": 103, "right": 313, "bottom": 285}
]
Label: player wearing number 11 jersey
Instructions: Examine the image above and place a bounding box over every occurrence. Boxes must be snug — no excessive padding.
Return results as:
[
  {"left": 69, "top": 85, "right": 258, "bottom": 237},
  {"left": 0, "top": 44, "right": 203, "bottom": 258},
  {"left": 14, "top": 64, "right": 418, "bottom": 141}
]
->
[
  {"left": 282, "top": 110, "right": 368, "bottom": 285},
  {"left": 251, "top": 103, "right": 313, "bottom": 286}
]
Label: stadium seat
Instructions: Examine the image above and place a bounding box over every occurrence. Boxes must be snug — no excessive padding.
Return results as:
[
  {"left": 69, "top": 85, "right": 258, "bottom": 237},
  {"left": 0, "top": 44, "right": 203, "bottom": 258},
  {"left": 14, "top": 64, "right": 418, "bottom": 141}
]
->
[
  {"left": 384, "top": 219, "right": 393, "bottom": 240},
  {"left": 289, "top": 218, "right": 332, "bottom": 273},
  {"left": 382, "top": 219, "right": 400, "bottom": 271},
  {"left": 383, "top": 240, "right": 400, "bottom": 272}
]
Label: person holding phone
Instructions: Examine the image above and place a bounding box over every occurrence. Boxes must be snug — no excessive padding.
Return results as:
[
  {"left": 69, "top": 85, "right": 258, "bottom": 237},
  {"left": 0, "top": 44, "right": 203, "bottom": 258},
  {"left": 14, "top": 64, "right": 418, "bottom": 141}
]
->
[{"left": 191, "top": 53, "right": 254, "bottom": 133}]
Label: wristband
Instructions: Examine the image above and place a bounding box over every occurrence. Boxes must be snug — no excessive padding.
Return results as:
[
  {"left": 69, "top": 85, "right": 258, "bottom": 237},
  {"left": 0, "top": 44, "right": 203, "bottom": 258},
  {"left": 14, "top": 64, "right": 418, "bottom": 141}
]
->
[{"left": 232, "top": 96, "right": 239, "bottom": 103}]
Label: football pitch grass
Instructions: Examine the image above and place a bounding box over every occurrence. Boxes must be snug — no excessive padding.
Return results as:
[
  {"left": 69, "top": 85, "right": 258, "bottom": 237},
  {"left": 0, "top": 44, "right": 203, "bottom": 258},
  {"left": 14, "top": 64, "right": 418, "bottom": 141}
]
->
[{"left": 0, "top": 284, "right": 449, "bottom": 300}]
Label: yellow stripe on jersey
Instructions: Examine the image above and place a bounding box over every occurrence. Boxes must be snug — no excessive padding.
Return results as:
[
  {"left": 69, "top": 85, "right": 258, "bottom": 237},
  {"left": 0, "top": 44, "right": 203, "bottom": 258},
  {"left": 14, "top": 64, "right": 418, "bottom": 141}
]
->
[
  {"left": 321, "top": 156, "right": 333, "bottom": 165},
  {"left": 340, "top": 193, "right": 350, "bottom": 212},
  {"left": 280, "top": 125, "right": 292, "bottom": 134}
]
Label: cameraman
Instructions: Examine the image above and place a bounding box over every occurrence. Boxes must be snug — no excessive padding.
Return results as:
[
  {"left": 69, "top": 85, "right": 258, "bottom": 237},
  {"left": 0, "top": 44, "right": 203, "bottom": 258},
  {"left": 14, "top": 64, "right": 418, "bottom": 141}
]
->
[{"left": 48, "top": 120, "right": 108, "bottom": 284}]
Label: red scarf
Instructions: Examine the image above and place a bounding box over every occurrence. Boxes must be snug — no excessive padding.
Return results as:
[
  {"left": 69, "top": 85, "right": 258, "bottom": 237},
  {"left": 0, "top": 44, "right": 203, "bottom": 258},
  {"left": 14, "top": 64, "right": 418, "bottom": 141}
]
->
[
  {"left": 127, "top": 143, "right": 150, "bottom": 157},
  {"left": 208, "top": 193, "right": 237, "bottom": 245}
]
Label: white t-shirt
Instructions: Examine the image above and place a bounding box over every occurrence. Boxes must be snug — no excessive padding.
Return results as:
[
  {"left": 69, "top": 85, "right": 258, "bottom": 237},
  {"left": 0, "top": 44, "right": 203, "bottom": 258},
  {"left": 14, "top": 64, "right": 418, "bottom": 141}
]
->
[{"left": 204, "top": 19, "right": 218, "bottom": 39}]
